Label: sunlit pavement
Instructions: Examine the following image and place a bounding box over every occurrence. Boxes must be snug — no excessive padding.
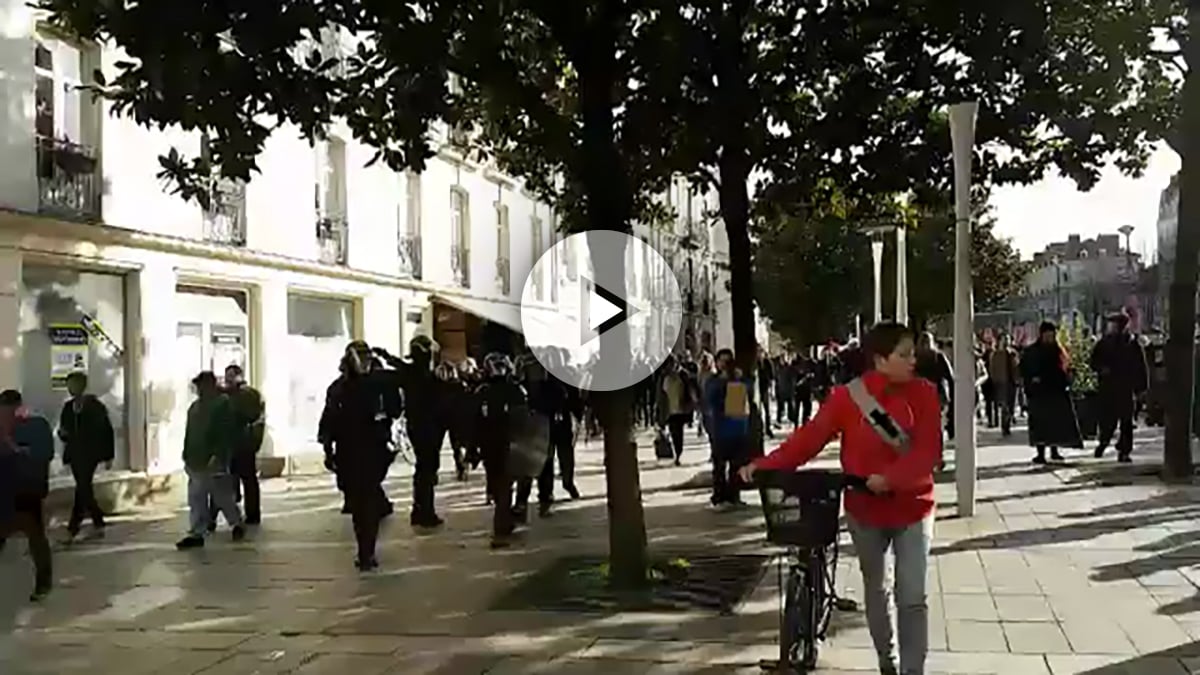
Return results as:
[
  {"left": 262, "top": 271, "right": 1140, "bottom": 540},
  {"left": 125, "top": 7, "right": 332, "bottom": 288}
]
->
[{"left": 3, "top": 422, "right": 1200, "bottom": 673}]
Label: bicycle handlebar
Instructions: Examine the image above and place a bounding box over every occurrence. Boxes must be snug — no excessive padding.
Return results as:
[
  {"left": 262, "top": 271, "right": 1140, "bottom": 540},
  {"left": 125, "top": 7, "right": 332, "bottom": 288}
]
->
[{"left": 751, "top": 467, "right": 871, "bottom": 493}]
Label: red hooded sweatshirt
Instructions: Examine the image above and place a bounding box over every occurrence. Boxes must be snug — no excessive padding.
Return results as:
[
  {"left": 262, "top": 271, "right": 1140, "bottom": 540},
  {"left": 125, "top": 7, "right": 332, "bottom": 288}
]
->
[{"left": 753, "top": 370, "right": 942, "bottom": 529}]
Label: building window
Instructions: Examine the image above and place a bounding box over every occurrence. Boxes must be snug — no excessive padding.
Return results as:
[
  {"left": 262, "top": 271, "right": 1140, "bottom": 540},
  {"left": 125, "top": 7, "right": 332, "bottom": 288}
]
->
[
  {"left": 531, "top": 215, "right": 545, "bottom": 300},
  {"left": 495, "top": 201, "right": 511, "bottom": 295},
  {"left": 34, "top": 35, "right": 100, "bottom": 219},
  {"left": 451, "top": 187, "right": 470, "bottom": 287},
  {"left": 315, "top": 137, "right": 348, "bottom": 264},
  {"left": 399, "top": 171, "right": 422, "bottom": 278}
]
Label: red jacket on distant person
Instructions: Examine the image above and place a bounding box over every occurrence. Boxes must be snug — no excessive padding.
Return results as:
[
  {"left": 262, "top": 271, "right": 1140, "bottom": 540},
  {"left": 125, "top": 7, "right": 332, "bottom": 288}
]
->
[{"left": 753, "top": 370, "right": 942, "bottom": 529}]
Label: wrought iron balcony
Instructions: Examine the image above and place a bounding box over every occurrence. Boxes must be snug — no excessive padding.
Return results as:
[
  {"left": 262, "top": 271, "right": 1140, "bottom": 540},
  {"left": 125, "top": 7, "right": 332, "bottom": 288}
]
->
[
  {"left": 451, "top": 243, "right": 470, "bottom": 288},
  {"left": 203, "top": 179, "right": 247, "bottom": 246},
  {"left": 316, "top": 214, "right": 348, "bottom": 265},
  {"left": 398, "top": 233, "right": 423, "bottom": 279},
  {"left": 496, "top": 256, "right": 511, "bottom": 295},
  {"left": 36, "top": 136, "right": 100, "bottom": 220}
]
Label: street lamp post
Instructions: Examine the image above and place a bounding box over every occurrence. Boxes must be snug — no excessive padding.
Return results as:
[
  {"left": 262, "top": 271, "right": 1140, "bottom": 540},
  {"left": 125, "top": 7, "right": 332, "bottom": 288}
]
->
[
  {"left": 949, "top": 101, "right": 979, "bottom": 518},
  {"left": 896, "top": 226, "right": 909, "bottom": 325},
  {"left": 870, "top": 234, "right": 885, "bottom": 324}
]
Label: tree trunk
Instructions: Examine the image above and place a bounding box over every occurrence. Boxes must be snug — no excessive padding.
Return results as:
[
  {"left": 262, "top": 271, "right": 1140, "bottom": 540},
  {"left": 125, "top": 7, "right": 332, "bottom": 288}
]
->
[
  {"left": 577, "top": 11, "right": 649, "bottom": 588},
  {"left": 1163, "top": 4, "right": 1200, "bottom": 482}
]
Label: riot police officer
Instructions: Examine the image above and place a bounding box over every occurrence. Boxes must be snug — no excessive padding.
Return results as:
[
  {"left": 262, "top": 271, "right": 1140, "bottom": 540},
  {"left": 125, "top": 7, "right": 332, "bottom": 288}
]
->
[
  {"left": 475, "top": 353, "right": 526, "bottom": 548},
  {"left": 374, "top": 336, "right": 447, "bottom": 529},
  {"left": 317, "top": 341, "right": 401, "bottom": 571}
]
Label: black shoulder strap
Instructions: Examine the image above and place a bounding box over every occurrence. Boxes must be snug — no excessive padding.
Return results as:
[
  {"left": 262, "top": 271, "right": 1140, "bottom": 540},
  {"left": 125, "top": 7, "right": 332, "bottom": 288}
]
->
[{"left": 845, "top": 378, "right": 910, "bottom": 454}]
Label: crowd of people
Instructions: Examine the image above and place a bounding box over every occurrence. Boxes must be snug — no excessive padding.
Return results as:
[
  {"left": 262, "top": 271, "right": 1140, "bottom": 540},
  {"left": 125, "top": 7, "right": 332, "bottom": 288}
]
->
[{"left": 0, "top": 310, "right": 1153, "bottom": 614}]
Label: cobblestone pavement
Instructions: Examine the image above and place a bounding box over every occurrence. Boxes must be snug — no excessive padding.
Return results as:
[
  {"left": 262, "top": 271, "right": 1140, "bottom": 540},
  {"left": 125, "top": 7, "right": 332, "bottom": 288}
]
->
[{"left": 2, "top": 422, "right": 1199, "bottom": 674}]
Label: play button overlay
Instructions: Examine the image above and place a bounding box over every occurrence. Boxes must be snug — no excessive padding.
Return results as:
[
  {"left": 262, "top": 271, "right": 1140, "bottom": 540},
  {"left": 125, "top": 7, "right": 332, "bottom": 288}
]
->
[
  {"left": 521, "top": 231, "right": 683, "bottom": 392},
  {"left": 580, "top": 275, "right": 639, "bottom": 344}
]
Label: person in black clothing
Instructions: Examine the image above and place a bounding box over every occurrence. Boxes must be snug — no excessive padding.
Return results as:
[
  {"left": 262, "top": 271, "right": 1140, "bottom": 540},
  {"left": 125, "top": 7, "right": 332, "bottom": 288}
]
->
[
  {"left": 1091, "top": 313, "right": 1149, "bottom": 462},
  {"left": 318, "top": 341, "right": 402, "bottom": 571},
  {"left": 475, "top": 353, "right": 526, "bottom": 548},
  {"left": 212, "top": 365, "right": 266, "bottom": 527},
  {"left": 58, "top": 371, "right": 114, "bottom": 542},
  {"left": 438, "top": 362, "right": 474, "bottom": 481},
  {"left": 916, "top": 332, "right": 954, "bottom": 442},
  {"left": 756, "top": 353, "right": 775, "bottom": 438},
  {"left": 813, "top": 345, "right": 839, "bottom": 402},
  {"left": 793, "top": 353, "right": 815, "bottom": 425},
  {"left": 1021, "top": 322, "right": 1083, "bottom": 464},
  {"left": 374, "top": 336, "right": 447, "bottom": 528},
  {"left": 0, "top": 389, "right": 56, "bottom": 601}
]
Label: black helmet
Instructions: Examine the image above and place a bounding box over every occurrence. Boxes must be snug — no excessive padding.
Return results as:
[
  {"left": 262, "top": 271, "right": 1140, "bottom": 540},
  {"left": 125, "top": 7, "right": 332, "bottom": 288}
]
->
[
  {"left": 483, "top": 352, "right": 512, "bottom": 378},
  {"left": 409, "top": 335, "right": 438, "bottom": 357}
]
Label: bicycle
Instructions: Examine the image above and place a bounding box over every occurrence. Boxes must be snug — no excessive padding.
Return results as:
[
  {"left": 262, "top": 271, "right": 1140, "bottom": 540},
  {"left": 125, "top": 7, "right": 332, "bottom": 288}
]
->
[{"left": 753, "top": 468, "right": 867, "bottom": 673}]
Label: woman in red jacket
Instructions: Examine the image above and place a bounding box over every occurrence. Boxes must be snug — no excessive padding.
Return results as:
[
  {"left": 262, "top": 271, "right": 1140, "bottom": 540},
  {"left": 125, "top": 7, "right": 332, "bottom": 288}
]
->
[{"left": 740, "top": 322, "right": 941, "bottom": 675}]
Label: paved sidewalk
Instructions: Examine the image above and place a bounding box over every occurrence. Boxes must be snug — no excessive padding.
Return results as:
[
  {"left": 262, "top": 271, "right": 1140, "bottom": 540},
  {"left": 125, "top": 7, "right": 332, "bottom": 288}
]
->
[{"left": 2, "top": 424, "right": 1199, "bottom": 674}]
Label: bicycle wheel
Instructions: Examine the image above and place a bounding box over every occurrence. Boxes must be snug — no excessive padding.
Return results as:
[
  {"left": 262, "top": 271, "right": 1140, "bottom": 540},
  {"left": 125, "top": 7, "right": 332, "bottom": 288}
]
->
[
  {"left": 781, "top": 563, "right": 808, "bottom": 669},
  {"left": 803, "top": 549, "right": 826, "bottom": 670}
]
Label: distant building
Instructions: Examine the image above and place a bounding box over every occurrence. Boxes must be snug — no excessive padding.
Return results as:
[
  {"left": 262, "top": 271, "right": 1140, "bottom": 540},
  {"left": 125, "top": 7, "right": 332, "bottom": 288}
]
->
[{"left": 1019, "top": 233, "right": 1143, "bottom": 332}]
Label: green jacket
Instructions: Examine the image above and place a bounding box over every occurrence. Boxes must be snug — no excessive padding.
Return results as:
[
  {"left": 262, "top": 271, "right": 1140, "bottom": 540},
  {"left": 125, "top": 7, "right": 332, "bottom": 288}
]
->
[
  {"left": 183, "top": 393, "right": 235, "bottom": 470},
  {"left": 226, "top": 385, "right": 265, "bottom": 452}
]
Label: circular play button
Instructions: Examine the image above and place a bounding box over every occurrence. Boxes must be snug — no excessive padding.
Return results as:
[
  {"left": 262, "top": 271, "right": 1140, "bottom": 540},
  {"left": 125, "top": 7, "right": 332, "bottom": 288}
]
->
[{"left": 521, "top": 231, "right": 683, "bottom": 392}]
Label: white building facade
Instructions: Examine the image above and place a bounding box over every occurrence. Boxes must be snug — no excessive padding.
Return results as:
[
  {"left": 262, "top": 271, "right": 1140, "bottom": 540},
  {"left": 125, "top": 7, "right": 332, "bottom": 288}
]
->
[{"left": 0, "top": 5, "right": 745, "bottom": 478}]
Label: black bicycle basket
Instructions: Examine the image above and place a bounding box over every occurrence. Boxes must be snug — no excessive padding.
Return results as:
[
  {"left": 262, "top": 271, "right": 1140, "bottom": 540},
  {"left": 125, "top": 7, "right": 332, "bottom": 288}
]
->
[{"left": 757, "top": 469, "right": 846, "bottom": 548}]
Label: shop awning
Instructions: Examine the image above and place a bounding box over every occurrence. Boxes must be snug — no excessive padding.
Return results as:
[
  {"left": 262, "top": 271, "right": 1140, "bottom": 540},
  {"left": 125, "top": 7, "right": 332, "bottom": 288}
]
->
[{"left": 432, "top": 294, "right": 562, "bottom": 345}]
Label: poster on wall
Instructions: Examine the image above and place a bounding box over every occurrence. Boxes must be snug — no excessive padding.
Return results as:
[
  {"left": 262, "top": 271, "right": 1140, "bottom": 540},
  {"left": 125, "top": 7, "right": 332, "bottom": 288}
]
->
[
  {"left": 49, "top": 324, "right": 89, "bottom": 390},
  {"left": 210, "top": 325, "right": 246, "bottom": 373}
]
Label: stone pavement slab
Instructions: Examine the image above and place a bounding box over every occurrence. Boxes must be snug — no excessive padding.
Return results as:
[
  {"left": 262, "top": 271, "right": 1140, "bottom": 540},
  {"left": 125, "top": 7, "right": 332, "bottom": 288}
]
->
[{"left": 4, "top": 425, "right": 1200, "bottom": 674}]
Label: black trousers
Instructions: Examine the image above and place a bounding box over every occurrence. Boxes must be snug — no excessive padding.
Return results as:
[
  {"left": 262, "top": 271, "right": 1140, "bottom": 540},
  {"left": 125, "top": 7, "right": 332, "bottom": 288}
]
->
[
  {"left": 67, "top": 460, "right": 105, "bottom": 534},
  {"left": 667, "top": 414, "right": 688, "bottom": 461},
  {"left": 231, "top": 449, "right": 261, "bottom": 523},
  {"left": 991, "top": 382, "right": 1016, "bottom": 435},
  {"left": 480, "top": 441, "right": 513, "bottom": 535},
  {"left": 799, "top": 393, "right": 813, "bottom": 425},
  {"left": 343, "top": 470, "right": 386, "bottom": 562},
  {"left": 552, "top": 420, "right": 576, "bottom": 489},
  {"left": 1098, "top": 388, "right": 1136, "bottom": 456},
  {"left": 1, "top": 497, "right": 52, "bottom": 592},
  {"left": 410, "top": 429, "right": 443, "bottom": 519},
  {"left": 711, "top": 436, "right": 748, "bottom": 504}
]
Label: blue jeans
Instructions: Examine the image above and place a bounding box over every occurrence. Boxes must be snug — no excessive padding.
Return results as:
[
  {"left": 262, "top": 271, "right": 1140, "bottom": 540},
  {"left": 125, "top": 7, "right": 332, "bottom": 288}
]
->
[{"left": 848, "top": 514, "right": 933, "bottom": 675}]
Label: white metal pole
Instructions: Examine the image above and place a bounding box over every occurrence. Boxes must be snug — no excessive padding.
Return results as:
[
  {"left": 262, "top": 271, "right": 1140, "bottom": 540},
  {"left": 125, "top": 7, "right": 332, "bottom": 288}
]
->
[
  {"left": 949, "top": 101, "right": 979, "bottom": 518},
  {"left": 871, "top": 238, "right": 884, "bottom": 325},
  {"left": 896, "top": 226, "right": 909, "bottom": 325}
]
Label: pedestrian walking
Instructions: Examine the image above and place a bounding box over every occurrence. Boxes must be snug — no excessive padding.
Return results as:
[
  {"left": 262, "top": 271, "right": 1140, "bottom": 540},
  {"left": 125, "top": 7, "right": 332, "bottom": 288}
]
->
[
  {"left": 659, "top": 356, "right": 696, "bottom": 466},
  {"left": 774, "top": 354, "right": 798, "bottom": 428},
  {"left": 705, "top": 348, "right": 753, "bottom": 506},
  {"left": 741, "top": 321, "right": 942, "bottom": 675},
  {"left": 375, "top": 337, "right": 447, "bottom": 529},
  {"left": 757, "top": 352, "right": 775, "bottom": 438},
  {"left": 475, "top": 353, "right": 526, "bottom": 548},
  {"left": 915, "top": 332, "right": 954, "bottom": 449},
  {"left": 318, "top": 341, "right": 402, "bottom": 571},
  {"left": 216, "top": 365, "right": 264, "bottom": 526},
  {"left": 176, "top": 372, "right": 245, "bottom": 550},
  {"left": 987, "top": 336, "right": 1019, "bottom": 436},
  {"left": 0, "top": 389, "right": 55, "bottom": 601},
  {"left": 1021, "top": 322, "right": 1083, "bottom": 464},
  {"left": 1091, "top": 313, "right": 1148, "bottom": 463},
  {"left": 57, "top": 371, "right": 114, "bottom": 542}
]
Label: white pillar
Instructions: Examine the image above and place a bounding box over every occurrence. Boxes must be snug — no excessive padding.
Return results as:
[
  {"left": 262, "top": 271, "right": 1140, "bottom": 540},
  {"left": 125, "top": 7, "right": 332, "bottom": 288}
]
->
[
  {"left": 950, "top": 101, "right": 979, "bottom": 518},
  {"left": 871, "top": 238, "right": 884, "bottom": 325},
  {"left": 136, "top": 261, "right": 178, "bottom": 473},
  {"left": 0, "top": 247, "right": 22, "bottom": 392},
  {"left": 253, "top": 279, "right": 290, "bottom": 459},
  {"left": 896, "top": 227, "right": 909, "bottom": 325}
]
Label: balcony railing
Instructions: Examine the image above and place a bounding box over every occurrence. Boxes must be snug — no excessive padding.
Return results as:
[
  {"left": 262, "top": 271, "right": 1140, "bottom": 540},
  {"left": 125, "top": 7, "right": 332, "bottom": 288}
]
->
[
  {"left": 317, "top": 214, "right": 348, "bottom": 265},
  {"left": 203, "top": 179, "right": 247, "bottom": 246},
  {"left": 496, "top": 256, "right": 511, "bottom": 295},
  {"left": 36, "top": 136, "right": 100, "bottom": 220},
  {"left": 451, "top": 243, "right": 470, "bottom": 288},
  {"left": 398, "top": 233, "right": 423, "bottom": 279}
]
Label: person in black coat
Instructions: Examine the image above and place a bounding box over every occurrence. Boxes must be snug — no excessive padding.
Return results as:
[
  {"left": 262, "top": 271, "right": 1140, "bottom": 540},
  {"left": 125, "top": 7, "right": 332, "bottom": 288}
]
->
[
  {"left": 1090, "top": 313, "right": 1148, "bottom": 462},
  {"left": 374, "top": 336, "right": 449, "bottom": 529},
  {"left": 475, "top": 353, "right": 526, "bottom": 548},
  {"left": 1021, "top": 322, "right": 1083, "bottom": 464},
  {"left": 0, "top": 389, "right": 55, "bottom": 601},
  {"left": 58, "top": 371, "right": 115, "bottom": 542},
  {"left": 318, "top": 341, "right": 402, "bottom": 571}
]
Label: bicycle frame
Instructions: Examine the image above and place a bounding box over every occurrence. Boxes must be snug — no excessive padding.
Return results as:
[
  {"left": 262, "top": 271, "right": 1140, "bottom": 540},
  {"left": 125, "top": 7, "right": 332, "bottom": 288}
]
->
[{"left": 763, "top": 540, "right": 840, "bottom": 673}]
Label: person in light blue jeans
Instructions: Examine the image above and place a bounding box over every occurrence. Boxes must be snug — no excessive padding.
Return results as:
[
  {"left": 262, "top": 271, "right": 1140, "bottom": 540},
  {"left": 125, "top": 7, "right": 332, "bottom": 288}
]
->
[{"left": 177, "top": 371, "right": 244, "bottom": 549}]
